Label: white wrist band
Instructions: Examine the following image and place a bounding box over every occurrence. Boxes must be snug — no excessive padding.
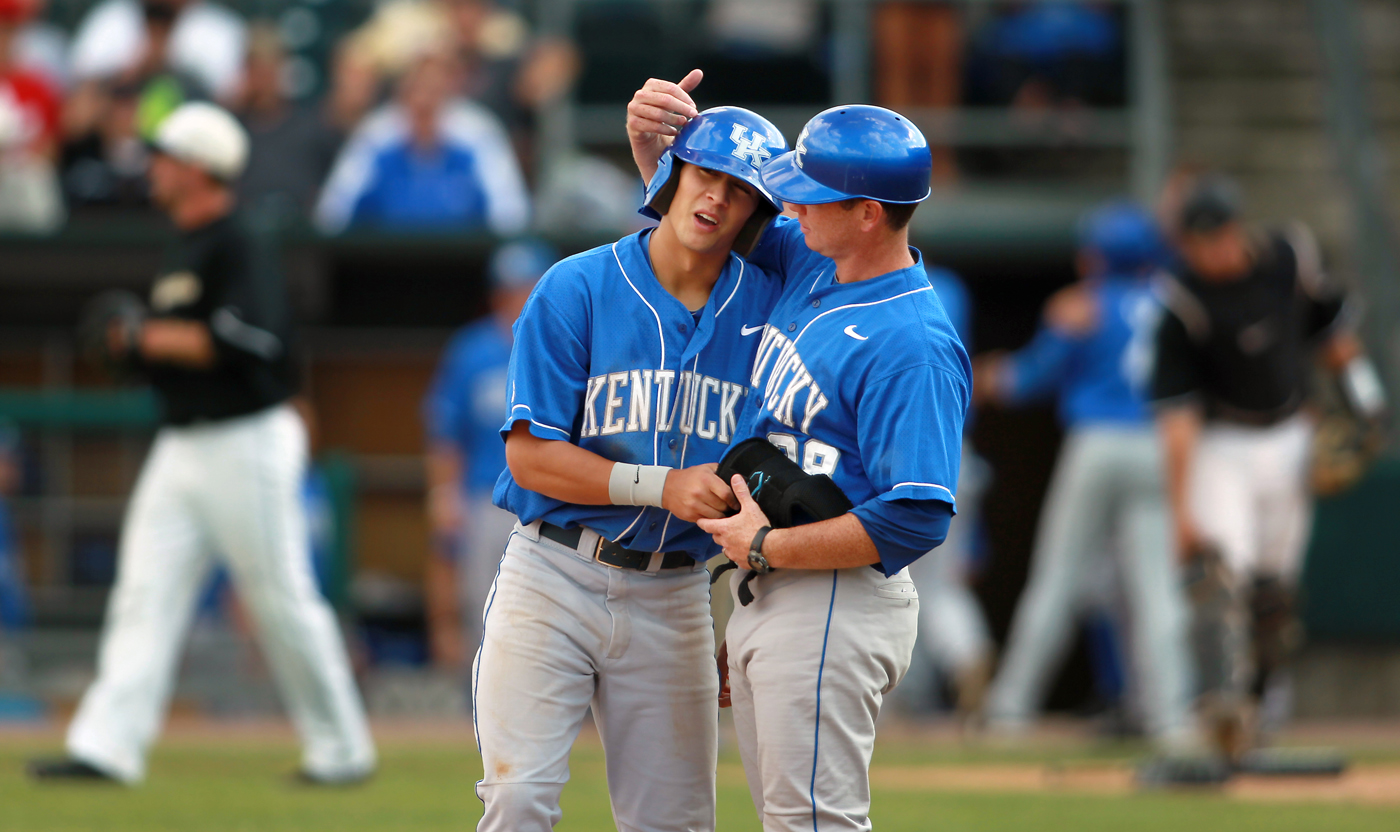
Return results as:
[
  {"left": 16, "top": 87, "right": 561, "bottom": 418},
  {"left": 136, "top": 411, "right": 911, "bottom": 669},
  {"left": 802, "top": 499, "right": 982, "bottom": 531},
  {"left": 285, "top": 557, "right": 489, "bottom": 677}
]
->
[{"left": 608, "top": 463, "right": 672, "bottom": 507}]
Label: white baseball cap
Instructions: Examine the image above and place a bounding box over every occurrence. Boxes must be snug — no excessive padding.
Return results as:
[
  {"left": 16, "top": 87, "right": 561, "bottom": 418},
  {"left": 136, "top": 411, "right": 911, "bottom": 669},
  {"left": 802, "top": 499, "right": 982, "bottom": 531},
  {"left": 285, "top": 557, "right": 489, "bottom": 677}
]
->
[{"left": 151, "top": 102, "right": 250, "bottom": 182}]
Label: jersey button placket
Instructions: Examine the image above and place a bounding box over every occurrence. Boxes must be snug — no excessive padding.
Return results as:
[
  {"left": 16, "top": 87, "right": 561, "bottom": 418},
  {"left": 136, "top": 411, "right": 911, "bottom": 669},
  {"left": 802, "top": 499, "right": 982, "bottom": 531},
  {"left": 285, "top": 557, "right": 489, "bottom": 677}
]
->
[
  {"left": 787, "top": 323, "right": 796, "bottom": 332},
  {"left": 812, "top": 300, "right": 820, "bottom": 308}
]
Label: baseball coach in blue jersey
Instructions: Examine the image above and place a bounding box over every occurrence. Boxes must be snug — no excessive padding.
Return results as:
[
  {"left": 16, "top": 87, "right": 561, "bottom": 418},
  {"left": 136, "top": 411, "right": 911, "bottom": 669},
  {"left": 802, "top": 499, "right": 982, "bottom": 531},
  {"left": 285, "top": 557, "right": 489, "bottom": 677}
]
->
[
  {"left": 632, "top": 77, "right": 969, "bottom": 832},
  {"left": 474, "top": 107, "right": 787, "bottom": 832}
]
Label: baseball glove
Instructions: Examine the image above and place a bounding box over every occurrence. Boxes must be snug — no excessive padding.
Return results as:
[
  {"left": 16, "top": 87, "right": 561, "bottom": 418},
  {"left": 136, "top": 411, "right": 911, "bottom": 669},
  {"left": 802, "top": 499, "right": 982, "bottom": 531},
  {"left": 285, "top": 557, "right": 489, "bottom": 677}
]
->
[
  {"left": 77, "top": 290, "right": 147, "bottom": 380},
  {"left": 1309, "top": 412, "right": 1383, "bottom": 497}
]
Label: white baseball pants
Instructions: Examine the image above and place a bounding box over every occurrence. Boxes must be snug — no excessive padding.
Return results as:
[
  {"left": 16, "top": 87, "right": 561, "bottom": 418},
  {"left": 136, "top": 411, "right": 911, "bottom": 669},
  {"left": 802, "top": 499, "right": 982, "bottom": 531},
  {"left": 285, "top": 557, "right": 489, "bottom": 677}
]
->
[
  {"left": 726, "top": 565, "right": 918, "bottom": 832},
  {"left": 66, "top": 404, "right": 375, "bottom": 783},
  {"left": 985, "top": 425, "right": 1195, "bottom": 743},
  {"left": 1190, "top": 413, "right": 1313, "bottom": 583},
  {"left": 472, "top": 521, "right": 718, "bottom": 832}
]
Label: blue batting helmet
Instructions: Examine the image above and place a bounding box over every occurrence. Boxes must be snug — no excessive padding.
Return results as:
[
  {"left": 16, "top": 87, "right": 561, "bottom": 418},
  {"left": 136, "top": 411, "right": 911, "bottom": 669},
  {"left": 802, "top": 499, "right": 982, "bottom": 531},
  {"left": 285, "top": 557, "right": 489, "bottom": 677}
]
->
[
  {"left": 640, "top": 106, "right": 788, "bottom": 254},
  {"left": 1078, "top": 201, "right": 1164, "bottom": 274},
  {"left": 761, "top": 105, "right": 932, "bottom": 205},
  {"left": 490, "top": 238, "right": 558, "bottom": 291}
]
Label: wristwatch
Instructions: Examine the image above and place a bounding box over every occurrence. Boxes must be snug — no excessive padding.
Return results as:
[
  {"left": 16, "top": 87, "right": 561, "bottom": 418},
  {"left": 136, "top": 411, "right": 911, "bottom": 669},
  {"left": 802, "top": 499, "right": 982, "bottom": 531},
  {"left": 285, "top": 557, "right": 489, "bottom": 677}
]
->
[{"left": 747, "top": 526, "right": 773, "bottom": 574}]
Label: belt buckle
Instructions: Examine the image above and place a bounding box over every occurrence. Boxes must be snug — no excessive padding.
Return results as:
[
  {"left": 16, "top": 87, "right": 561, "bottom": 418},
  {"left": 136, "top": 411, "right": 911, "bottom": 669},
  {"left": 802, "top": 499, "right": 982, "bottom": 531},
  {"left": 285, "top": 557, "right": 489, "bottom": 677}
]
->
[{"left": 592, "top": 537, "right": 624, "bottom": 569}]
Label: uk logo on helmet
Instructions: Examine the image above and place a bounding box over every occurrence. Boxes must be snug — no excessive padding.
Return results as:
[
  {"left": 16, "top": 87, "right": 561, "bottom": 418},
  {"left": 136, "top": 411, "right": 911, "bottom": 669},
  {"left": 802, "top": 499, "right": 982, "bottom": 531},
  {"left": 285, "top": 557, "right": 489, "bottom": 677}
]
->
[
  {"left": 794, "top": 128, "right": 808, "bottom": 169},
  {"left": 730, "top": 124, "right": 771, "bottom": 167}
]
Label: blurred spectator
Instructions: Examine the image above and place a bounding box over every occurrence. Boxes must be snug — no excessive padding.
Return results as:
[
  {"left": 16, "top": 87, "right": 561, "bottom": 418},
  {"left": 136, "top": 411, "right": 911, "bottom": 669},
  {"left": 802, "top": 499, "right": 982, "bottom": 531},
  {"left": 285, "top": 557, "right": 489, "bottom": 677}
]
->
[
  {"left": 0, "top": 0, "right": 63, "bottom": 231},
  {"left": 422, "top": 239, "right": 555, "bottom": 670},
  {"left": 68, "top": 0, "right": 246, "bottom": 103},
  {"left": 0, "top": 422, "right": 28, "bottom": 632},
  {"left": 697, "top": 0, "right": 826, "bottom": 106},
  {"left": 233, "top": 23, "right": 343, "bottom": 223},
  {"left": 961, "top": 2, "right": 1125, "bottom": 178},
  {"left": 532, "top": 153, "right": 646, "bottom": 236},
  {"left": 314, "top": 48, "right": 529, "bottom": 235},
  {"left": 61, "top": 0, "right": 237, "bottom": 209},
  {"left": 331, "top": 0, "right": 578, "bottom": 175},
  {"left": 874, "top": 2, "right": 960, "bottom": 182},
  {"left": 11, "top": 0, "right": 66, "bottom": 91}
]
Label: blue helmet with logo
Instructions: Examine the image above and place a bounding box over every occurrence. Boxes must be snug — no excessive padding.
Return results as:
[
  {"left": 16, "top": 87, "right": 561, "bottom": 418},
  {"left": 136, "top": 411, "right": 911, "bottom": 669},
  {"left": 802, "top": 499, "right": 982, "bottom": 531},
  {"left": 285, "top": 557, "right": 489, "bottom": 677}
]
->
[
  {"left": 1078, "top": 200, "right": 1164, "bottom": 275},
  {"left": 640, "top": 106, "right": 788, "bottom": 254},
  {"left": 760, "top": 105, "right": 932, "bottom": 206}
]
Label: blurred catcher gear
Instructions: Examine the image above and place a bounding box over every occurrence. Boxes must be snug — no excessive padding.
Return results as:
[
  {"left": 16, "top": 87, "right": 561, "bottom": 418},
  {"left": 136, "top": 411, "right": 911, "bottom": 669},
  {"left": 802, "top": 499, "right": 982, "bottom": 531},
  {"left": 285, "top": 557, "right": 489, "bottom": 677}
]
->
[
  {"left": 1310, "top": 411, "right": 1384, "bottom": 497},
  {"left": 1183, "top": 541, "right": 1254, "bottom": 764},
  {"left": 760, "top": 104, "right": 932, "bottom": 205},
  {"left": 1248, "top": 576, "right": 1301, "bottom": 700},
  {"left": 639, "top": 106, "right": 789, "bottom": 255},
  {"left": 150, "top": 102, "right": 250, "bottom": 182},
  {"left": 77, "top": 290, "right": 147, "bottom": 380}
]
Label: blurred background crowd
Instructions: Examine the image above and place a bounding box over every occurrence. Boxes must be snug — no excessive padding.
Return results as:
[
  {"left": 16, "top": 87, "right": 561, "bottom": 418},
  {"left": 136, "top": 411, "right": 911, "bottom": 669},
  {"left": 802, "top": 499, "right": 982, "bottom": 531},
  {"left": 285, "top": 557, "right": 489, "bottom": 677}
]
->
[{"left": 2, "top": 0, "right": 1399, "bottom": 740}]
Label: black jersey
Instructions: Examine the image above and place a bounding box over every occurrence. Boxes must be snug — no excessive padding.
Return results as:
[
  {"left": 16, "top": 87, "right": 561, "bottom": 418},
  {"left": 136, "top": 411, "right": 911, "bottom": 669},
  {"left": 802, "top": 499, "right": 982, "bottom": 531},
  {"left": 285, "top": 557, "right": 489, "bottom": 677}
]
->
[
  {"left": 1150, "top": 225, "right": 1348, "bottom": 424},
  {"left": 143, "top": 212, "right": 297, "bottom": 425}
]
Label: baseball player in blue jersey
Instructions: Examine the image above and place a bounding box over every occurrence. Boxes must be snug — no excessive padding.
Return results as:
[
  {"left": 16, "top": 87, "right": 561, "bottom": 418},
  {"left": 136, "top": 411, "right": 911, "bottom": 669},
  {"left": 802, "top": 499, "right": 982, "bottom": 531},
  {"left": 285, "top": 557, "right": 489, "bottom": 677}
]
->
[
  {"left": 422, "top": 240, "right": 555, "bottom": 670},
  {"left": 976, "top": 202, "right": 1196, "bottom": 749},
  {"left": 631, "top": 82, "right": 969, "bottom": 831},
  {"left": 475, "top": 106, "right": 787, "bottom": 832}
]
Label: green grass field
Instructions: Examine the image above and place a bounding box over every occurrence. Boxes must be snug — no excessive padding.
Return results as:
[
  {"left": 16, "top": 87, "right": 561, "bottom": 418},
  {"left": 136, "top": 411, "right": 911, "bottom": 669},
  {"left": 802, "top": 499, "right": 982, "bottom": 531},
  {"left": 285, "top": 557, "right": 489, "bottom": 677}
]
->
[{"left": 3, "top": 725, "right": 1399, "bottom": 831}]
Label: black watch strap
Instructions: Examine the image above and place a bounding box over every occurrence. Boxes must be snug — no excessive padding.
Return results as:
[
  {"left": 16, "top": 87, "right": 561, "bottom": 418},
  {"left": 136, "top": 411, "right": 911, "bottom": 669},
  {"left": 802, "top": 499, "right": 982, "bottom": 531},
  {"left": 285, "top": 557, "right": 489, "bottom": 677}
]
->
[{"left": 748, "top": 526, "right": 773, "bottom": 574}]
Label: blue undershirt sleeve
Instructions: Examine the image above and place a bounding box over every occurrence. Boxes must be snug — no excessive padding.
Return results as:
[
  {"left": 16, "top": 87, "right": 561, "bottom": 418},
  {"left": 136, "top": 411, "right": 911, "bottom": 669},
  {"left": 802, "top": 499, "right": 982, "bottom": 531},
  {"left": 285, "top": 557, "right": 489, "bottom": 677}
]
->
[
  {"left": 1003, "top": 324, "right": 1077, "bottom": 404},
  {"left": 851, "top": 497, "right": 954, "bottom": 576}
]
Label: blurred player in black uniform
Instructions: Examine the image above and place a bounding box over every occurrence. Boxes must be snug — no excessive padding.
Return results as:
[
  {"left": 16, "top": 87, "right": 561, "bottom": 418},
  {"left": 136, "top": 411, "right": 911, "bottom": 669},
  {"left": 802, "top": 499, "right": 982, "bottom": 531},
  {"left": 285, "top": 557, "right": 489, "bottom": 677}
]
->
[
  {"left": 1150, "top": 173, "right": 1386, "bottom": 763},
  {"left": 29, "top": 102, "right": 375, "bottom": 785}
]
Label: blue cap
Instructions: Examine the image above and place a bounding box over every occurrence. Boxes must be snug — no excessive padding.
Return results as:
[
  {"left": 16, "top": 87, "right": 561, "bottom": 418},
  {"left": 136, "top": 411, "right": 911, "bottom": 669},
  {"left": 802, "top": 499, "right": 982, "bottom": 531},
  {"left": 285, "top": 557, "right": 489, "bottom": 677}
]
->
[
  {"left": 760, "top": 105, "right": 932, "bottom": 205},
  {"left": 490, "top": 239, "right": 558, "bottom": 291},
  {"left": 1078, "top": 200, "right": 1164, "bottom": 274},
  {"left": 639, "top": 106, "right": 789, "bottom": 221}
]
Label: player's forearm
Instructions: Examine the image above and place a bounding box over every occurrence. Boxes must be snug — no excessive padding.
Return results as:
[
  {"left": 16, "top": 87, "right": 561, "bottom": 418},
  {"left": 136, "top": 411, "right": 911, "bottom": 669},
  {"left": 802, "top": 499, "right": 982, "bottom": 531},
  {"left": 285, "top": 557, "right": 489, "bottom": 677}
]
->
[
  {"left": 137, "top": 320, "right": 216, "bottom": 368},
  {"left": 426, "top": 444, "right": 463, "bottom": 494},
  {"left": 505, "top": 422, "right": 615, "bottom": 505},
  {"left": 762, "top": 513, "right": 880, "bottom": 570},
  {"left": 1156, "top": 405, "right": 1201, "bottom": 526}
]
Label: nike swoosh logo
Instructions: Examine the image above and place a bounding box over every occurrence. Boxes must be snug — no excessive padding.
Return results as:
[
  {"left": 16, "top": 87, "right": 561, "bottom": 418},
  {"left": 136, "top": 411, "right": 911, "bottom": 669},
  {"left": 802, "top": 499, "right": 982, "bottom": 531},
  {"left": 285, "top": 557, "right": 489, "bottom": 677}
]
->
[
  {"left": 844, "top": 325, "right": 868, "bottom": 341},
  {"left": 741, "top": 324, "right": 765, "bottom": 336}
]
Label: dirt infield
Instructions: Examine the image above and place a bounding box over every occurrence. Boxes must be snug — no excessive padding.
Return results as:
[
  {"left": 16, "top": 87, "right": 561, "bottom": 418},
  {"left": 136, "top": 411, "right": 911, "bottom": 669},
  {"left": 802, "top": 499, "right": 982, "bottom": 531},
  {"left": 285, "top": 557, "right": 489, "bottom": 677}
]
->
[{"left": 870, "top": 762, "right": 1400, "bottom": 805}]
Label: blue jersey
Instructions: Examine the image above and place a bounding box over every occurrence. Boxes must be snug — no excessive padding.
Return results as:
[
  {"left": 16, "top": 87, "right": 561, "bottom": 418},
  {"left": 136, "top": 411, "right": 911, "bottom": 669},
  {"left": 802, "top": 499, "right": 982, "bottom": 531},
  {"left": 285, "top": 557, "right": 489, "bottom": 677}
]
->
[
  {"left": 1003, "top": 275, "right": 1159, "bottom": 426},
  {"left": 495, "top": 229, "right": 783, "bottom": 557},
  {"left": 423, "top": 320, "right": 512, "bottom": 496},
  {"left": 744, "top": 217, "right": 971, "bottom": 575}
]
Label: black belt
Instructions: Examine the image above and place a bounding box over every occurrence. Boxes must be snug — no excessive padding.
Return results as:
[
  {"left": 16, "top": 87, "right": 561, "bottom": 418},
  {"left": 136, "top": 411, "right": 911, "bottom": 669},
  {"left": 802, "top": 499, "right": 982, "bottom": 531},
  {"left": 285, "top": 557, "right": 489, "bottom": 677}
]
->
[{"left": 538, "top": 522, "right": 697, "bottom": 571}]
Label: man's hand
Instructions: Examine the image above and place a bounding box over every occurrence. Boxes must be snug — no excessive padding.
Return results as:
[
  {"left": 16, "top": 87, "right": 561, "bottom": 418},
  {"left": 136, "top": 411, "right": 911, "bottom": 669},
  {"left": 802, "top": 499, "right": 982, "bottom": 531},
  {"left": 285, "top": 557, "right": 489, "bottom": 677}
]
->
[
  {"left": 698, "top": 474, "right": 771, "bottom": 567},
  {"left": 627, "top": 69, "right": 703, "bottom": 184},
  {"left": 662, "top": 462, "right": 739, "bottom": 523},
  {"left": 1176, "top": 515, "right": 1207, "bottom": 564},
  {"left": 971, "top": 352, "right": 1007, "bottom": 408}
]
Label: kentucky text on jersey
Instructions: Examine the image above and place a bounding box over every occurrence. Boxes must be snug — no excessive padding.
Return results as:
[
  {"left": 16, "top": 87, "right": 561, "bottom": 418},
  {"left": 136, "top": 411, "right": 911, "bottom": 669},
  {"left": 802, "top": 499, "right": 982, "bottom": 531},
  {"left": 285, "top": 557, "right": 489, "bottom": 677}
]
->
[
  {"left": 740, "top": 216, "right": 972, "bottom": 574},
  {"left": 579, "top": 369, "right": 747, "bottom": 443},
  {"left": 495, "top": 229, "right": 782, "bottom": 557}
]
